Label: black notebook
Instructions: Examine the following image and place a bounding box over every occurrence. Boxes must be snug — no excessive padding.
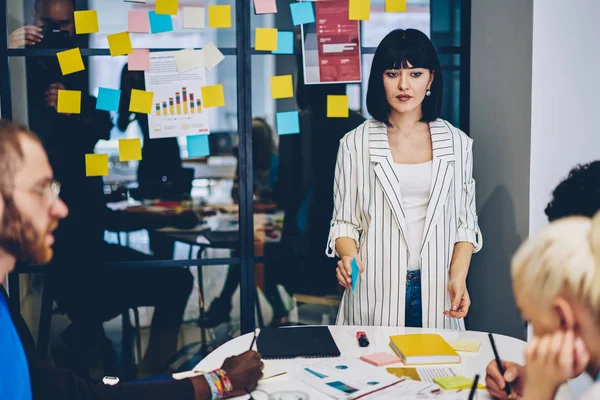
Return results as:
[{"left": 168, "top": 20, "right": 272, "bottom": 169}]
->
[{"left": 257, "top": 326, "right": 341, "bottom": 359}]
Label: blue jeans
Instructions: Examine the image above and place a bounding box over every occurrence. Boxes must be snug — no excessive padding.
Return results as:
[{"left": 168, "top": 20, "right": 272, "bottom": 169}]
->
[{"left": 405, "top": 271, "right": 423, "bottom": 328}]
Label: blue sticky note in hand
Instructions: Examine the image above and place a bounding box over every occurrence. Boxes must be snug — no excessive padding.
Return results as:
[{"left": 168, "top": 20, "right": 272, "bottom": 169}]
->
[
  {"left": 276, "top": 111, "right": 300, "bottom": 135},
  {"left": 149, "top": 11, "right": 173, "bottom": 34},
  {"left": 187, "top": 135, "right": 210, "bottom": 157},
  {"left": 96, "top": 87, "right": 121, "bottom": 112},
  {"left": 272, "top": 31, "right": 294, "bottom": 54},
  {"left": 351, "top": 258, "right": 359, "bottom": 292},
  {"left": 290, "top": 2, "right": 315, "bottom": 26}
]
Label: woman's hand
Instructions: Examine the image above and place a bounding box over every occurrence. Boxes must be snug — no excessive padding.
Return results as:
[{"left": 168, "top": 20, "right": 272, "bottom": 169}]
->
[
  {"left": 444, "top": 279, "right": 470, "bottom": 318},
  {"left": 8, "top": 25, "right": 43, "bottom": 48},
  {"left": 336, "top": 256, "right": 364, "bottom": 289}
]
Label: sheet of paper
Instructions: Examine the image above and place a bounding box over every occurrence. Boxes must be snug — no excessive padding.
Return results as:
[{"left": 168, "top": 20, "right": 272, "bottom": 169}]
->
[
  {"left": 198, "top": 41, "right": 224, "bottom": 70},
  {"left": 369, "top": 380, "right": 462, "bottom": 400},
  {"left": 255, "top": 28, "right": 278, "bottom": 51},
  {"left": 96, "top": 87, "right": 121, "bottom": 112},
  {"left": 349, "top": 0, "right": 370, "bottom": 20},
  {"left": 182, "top": 7, "right": 205, "bottom": 29},
  {"left": 174, "top": 48, "right": 203, "bottom": 72},
  {"left": 254, "top": 0, "right": 277, "bottom": 14},
  {"left": 128, "top": 48, "right": 150, "bottom": 71},
  {"left": 208, "top": 5, "right": 231, "bottom": 28},
  {"left": 107, "top": 32, "right": 133, "bottom": 56},
  {"left": 57, "top": 89, "right": 81, "bottom": 114},
  {"left": 119, "top": 138, "right": 142, "bottom": 161},
  {"left": 271, "top": 75, "right": 293, "bottom": 99},
  {"left": 276, "top": 111, "right": 299, "bottom": 135},
  {"left": 156, "top": 0, "right": 178, "bottom": 15},
  {"left": 129, "top": 89, "right": 154, "bottom": 114},
  {"left": 149, "top": 10, "right": 174, "bottom": 33},
  {"left": 186, "top": 134, "right": 210, "bottom": 157},
  {"left": 386, "top": 0, "right": 407, "bottom": 12},
  {"left": 289, "top": 2, "right": 315, "bottom": 26},
  {"left": 56, "top": 48, "right": 84, "bottom": 75},
  {"left": 272, "top": 31, "right": 294, "bottom": 54},
  {"left": 128, "top": 10, "right": 150, "bottom": 33},
  {"left": 351, "top": 257, "right": 359, "bottom": 291},
  {"left": 85, "top": 154, "right": 109, "bottom": 177},
  {"left": 201, "top": 84, "right": 225, "bottom": 108},
  {"left": 327, "top": 95, "right": 349, "bottom": 118},
  {"left": 74, "top": 10, "right": 98, "bottom": 34}
]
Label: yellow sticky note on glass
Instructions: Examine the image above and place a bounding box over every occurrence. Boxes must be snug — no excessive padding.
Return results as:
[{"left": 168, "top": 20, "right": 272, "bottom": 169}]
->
[
  {"left": 349, "top": 0, "right": 370, "bottom": 20},
  {"left": 74, "top": 10, "right": 99, "bottom": 34},
  {"left": 201, "top": 84, "right": 225, "bottom": 108},
  {"left": 57, "top": 89, "right": 81, "bottom": 114},
  {"left": 107, "top": 32, "right": 133, "bottom": 56},
  {"left": 255, "top": 28, "right": 278, "bottom": 51},
  {"left": 119, "top": 138, "right": 142, "bottom": 162},
  {"left": 129, "top": 89, "right": 154, "bottom": 114},
  {"left": 208, "top": 5, "right": 231, "bottom": 28},
  {"left": 449, "top": 339, "right": 481, "bottom": 353},
  {"left": 327, "top": 95, "right": 349, "bottom": 118},
  {"left": 85, "top": 154, "right": 109, "bottom": 177},
  {"left": 271, "top": 75, "right": 293, "bottom": 99},
  {"left": 56, "top": 48, "right": 85, "bottom": 75},
  {"left": 385, "top": 0, "right": 407, "bottom": 12},
  {"left": 156, "top": 0, "right": 179, "bottom": 15}
]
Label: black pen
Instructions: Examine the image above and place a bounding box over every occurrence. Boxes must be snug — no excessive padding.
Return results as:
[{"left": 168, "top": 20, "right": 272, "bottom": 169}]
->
[
  {"left": 246, "top": 329, "right": 260, "bottom": 400},
  {"left": 468, "top": 374, "right": 479, "bottom": 400},
  {"left": 489, "top": 333, "right": 513, "bottom": 398}
]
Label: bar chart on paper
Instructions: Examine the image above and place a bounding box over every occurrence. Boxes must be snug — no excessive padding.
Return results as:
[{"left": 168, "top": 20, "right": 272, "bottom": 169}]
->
[{"left": 154, "top": 87, "right": 204, "bottom": 117}]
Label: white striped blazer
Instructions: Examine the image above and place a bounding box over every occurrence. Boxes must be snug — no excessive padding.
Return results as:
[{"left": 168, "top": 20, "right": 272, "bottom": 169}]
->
[{"left": 326, "top": 118, "right": 482, "bottom": 329}]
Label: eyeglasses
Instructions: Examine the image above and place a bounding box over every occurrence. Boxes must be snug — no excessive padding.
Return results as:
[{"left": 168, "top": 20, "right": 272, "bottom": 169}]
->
[{"left": 28, "top": 180, "right": 61, "bottom": 205}]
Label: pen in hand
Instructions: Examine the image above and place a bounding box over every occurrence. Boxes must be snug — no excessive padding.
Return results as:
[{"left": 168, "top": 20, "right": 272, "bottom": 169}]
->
[
  {"left": 245, "top": 329, "right": 260, "bottom": 400},
  {"left": 489, "top": 333, "right": 513, "bottom": 398}
]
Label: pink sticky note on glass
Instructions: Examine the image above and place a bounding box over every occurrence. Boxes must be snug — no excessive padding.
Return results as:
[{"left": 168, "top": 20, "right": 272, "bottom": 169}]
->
[
  {"left": 254, "top": 0, "right": 277, "bottom": 14},
  {"left": 128, "top": 10, "right": 150, "bottom": 33},
  {"left": 128, "top": 49, "right": 150, "bottom": 71}
]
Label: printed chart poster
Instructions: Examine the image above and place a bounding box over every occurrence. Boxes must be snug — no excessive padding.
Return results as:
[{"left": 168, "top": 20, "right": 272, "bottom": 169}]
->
[
  {"left": 301, "top": 0, "right": 362, "bottom": 84},
  {"left": 145, "top": 51, "right": 210, "bottom": 139}
]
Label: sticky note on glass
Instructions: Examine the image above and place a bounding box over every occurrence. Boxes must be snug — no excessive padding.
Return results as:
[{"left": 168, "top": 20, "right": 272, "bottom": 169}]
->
[
  {"left": 74, "top": 10, "right": 99, "bottom": 34},
  {"left": 255, "top": 28, "right": 278, "bottom": 51},
  {"left": 85, "top": 154, "right": 109, "bottom": 177},
  {"left": 57, "top": 48, "right": 84, "bottom": 75},
  {"left": 174, "top": 48, "right": 202, "bottom": 72},
  {"left": 128, "top": 10, "right": 150, "bottom": 33},
  {"left": 208, "top": 5, "right": 231, "bottom": 28},
  {"left": 187, "top": 135, "right": 210, "bottom": 157},
  {"left": 385, "top": 0, "right": 407, "bottom": 12},
  {"left": 128, "top": 49, "right": 150, "bottom": 71},
  {"left": 327, "top": 95, "right": 349, "bottom": 118},
  {"left": 289, "top": 2, "right": 315, "bottom": 26},
  {"left": 449, "top": 339, "right": 481, "bottom": 353},
  {"left": 107, "top": 32, "right": 133, "bottom": 56},
  {"left": 129, "top": 89, "right": 154, "bottom": 114},
  {"left": 119, "top": 138, "right": 142, "bottom": 161},
  {"left": 149, "top": 11, "right": 173, "bottom": 33},
  {"left": 276, "top": 111, "right": 299, "bottom": 135},
  {"left": 156, "top": 0, "right": 178, "bottom": 15},
  {"left": 201, "top": 84, "right": 225, "bottom": 108},
  {"left": 272, "top": 31, "right": 294, "bottom": 54},
  {"left": 271, "top": 75, "right": 293, "bottom": 99},
  {"left": 57, "top": 89, "right": 81, "bottom": 114},
  {"left": 351, "top": 257, "right": 359, "bottom": 291},
  {"left": 349, "top": 0, "right": 370, "bottom": 20},
  {"left": 198, "top": 42, "right": 224, "bottom": 70},
  {"left": 182, "top": 7, "right": 205, "bottom": 29},
  {"left": 254, "top": 0, "right": 277, "bottom": 14},
  {"left": 96, "top": 87, "right": 121, "bottom": 112}
]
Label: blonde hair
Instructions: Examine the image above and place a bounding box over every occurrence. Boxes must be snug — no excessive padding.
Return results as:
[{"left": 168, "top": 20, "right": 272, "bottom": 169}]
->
[{"left": 511, "top": 211, "right": 600, "bottom": 314}]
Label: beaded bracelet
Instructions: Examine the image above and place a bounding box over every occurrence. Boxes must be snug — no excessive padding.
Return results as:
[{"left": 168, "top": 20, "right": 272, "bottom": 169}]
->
[
  {"left": 203, "top": 369, "right": 234, "bottom": 399},
  {"left": 215, "top": 369, "right": 234, "bottom": 395}
]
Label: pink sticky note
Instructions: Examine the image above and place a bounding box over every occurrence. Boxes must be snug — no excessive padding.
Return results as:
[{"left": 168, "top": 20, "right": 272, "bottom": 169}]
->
[
  {"left": 128, "top": 10, "right": 150, "bottom": 33},
  {"left": 359, "top": 353, "right": 401, "bottom": 367},
  {"left": 254, "top": 0, "right": 277, "bottom": 14},
  {"left": 128, "top": 49, "right": 150, "bottom": 71}
]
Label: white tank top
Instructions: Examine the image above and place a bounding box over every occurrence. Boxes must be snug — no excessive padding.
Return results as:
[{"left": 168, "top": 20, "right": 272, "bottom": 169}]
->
[{"left": 394, "top": 161, "right": 432, "bottom": 270}]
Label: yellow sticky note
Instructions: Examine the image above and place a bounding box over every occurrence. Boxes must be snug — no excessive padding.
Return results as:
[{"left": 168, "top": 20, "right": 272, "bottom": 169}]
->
[
  {"left": 57, "top": 89, "right": 81, "bottom": 114},
  {"left": 349, "top": 0, "right": 370, "bottom": 20},
  {"left": 156, "top": 0, "right": 179, "bottom": 15},
  {"left": 433, "top": 376, "right": 485, "bottom": 391},
  {"left": 449, "top": 339, "right": 481, "bottom": 353},
  {"left": 255, "top": 28, "right": 278, "bottom": 51},
  {"left": 74, "top": 10, "right": 99, "bottom": 34},
  {"left": 56, "top": 48, "right": 85, "bottom": 75},
  {"left": 208, "top": 5, "right": 232, "bottom": 28},
  {"left": 385, "top": 0, "right": 407, "bottom": 12},
  {"left": 129, "top": 89, "right": 154, "bottom": 114},
  {"left": 107, "top": 32, "right": 133, "bottom": 56},
  {"left": 270, "top": 75, "right": 293, "bottom": 99},
  {"left": 119, "top": 138, "right": 142, "bottom": 162},
  {"left": 85, "top": 154, "right": 109, "bottom": 177},
  {"left": 327, "top": 95, "right": 349, "bottom": 118},
  {"left": 201, "top": 84, "right": 225, "bottom": 108}
]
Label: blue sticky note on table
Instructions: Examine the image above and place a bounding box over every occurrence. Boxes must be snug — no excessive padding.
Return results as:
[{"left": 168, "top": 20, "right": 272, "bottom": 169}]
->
[
  {"left": 149, "top": 11, "right": 173, "bottom": 34},
  {"left": 276, "top": 111, "right": 300, "bottom": 135},
  {"left": 272, "top": 31, "right": 294, "bottom": 54},
  {"left": 351, "top": 258, "right": 359, "bottom": 292},
  {"left": 187, "top": 135, "right": 210, "bottom": 157},
  {"left": 96, "top": 87, "right": 121, "bottom": 112},
  {"left": 290, "top": 2, "right": 315, "bottom": 26}
]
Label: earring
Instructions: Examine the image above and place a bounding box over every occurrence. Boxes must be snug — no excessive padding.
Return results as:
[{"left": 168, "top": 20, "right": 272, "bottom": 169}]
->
[{"left": 426, "top": 89, "right": 431, "bottom": 97}]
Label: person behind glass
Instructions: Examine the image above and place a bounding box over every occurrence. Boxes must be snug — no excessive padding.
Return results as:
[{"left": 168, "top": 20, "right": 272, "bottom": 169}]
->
[{"left": 327, "top": 29, "right": 482, "bottom": 328}]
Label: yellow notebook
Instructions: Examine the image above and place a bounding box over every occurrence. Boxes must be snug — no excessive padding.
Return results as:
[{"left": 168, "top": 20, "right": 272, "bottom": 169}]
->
[{"left": 389, "top": 334, "right": 461, "bottom": 365}]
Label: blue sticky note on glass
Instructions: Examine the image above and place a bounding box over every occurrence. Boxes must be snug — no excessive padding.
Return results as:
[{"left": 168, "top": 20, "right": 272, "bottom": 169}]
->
[
  {"left": 272, "top": 31, "right": 294, "bottom": 55},
  {"left": 276, "top": 111, "right": 300, "bottom": 135},
  {"left": 290, "top": 2, "right": 315, "bottom": 26},
  {"left": 96, "top": 87, "right": 121, "bottom": 112},
  {"left": 187, "top": 135, "right": 210, "bottom": 157},
  {"left": 149, "top": 11, "right": 173, "bottom": 34},
  {"left": 351, "top": 258, "right": 359, "bottom": 292}
]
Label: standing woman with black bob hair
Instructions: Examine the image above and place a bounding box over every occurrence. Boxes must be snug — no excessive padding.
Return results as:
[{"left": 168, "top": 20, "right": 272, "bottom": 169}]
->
[{"left": 326, "top": 29, "right": 482, "bottom": 329}]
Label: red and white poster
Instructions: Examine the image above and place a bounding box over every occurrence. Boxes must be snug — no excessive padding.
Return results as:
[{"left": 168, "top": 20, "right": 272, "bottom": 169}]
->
[{"left": 301, "top": 0, "right": 362, "bottom": 84}]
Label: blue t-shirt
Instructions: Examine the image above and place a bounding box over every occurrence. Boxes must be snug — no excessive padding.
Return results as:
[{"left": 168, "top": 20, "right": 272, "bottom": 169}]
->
[{"left": 0, "top": 294, "right": 32, "bottom": 400}]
